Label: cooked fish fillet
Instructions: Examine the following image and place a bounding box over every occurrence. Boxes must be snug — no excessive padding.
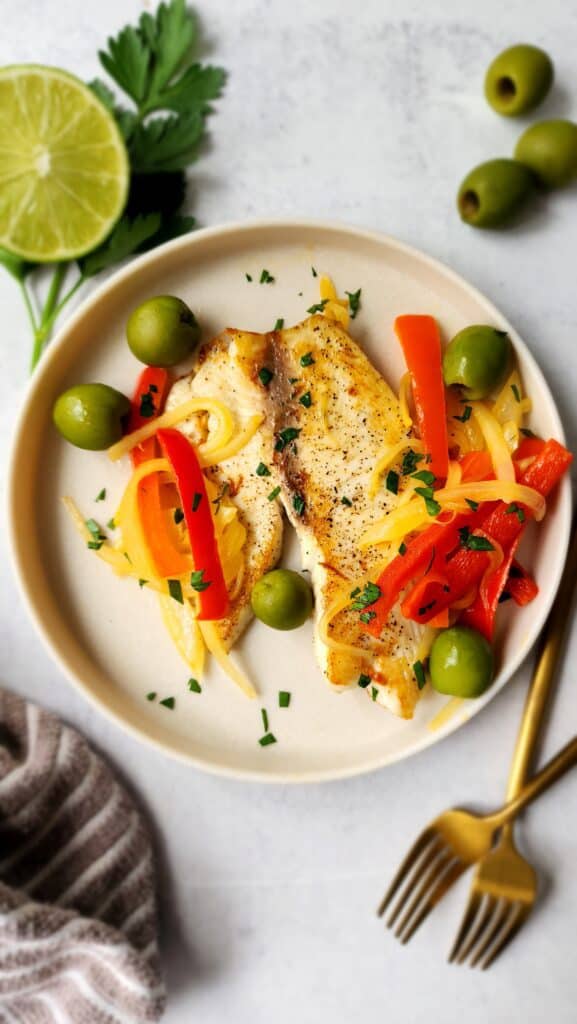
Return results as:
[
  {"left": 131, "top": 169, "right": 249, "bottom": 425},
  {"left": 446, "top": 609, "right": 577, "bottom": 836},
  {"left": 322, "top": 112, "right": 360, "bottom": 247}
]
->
[
  {"left": 268, "top": 316, "right": 425, "bottom": 718},
  {"left": 166, "top": 329, "right": 283, "bottom": 650}
]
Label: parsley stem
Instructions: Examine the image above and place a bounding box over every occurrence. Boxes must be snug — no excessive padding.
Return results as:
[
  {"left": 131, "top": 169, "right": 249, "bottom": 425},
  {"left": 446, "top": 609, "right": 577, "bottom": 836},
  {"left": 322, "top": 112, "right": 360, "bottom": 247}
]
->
[
  {"left": 19, "top": 279, "right": 39, "bottom": 336},
  {"left": 30, "top": 271, "right": 85, "bottom": 371}
]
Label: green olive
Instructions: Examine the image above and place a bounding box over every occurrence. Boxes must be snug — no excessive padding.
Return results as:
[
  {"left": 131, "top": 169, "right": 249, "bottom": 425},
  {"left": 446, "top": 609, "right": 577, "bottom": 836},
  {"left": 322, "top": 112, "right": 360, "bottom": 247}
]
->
[
  {"left": 515, "top": 119, "right": 577, "bottom": 189},
  {"left": 53, "top": 383, "right": 131, "bottom": 450},
  {"left": 429, "top": 626, "right": 494, "bottom": 699},
  {"left": 443, "top": 325, "right": 511, "bottom": 399},
  {"left": 251, "top": 569, "right": 313, "bottom": 631},
  {"left": 126, "top": 295, "right": 200, "bottom": 366},
  {"left": 457, "top": 159, "right": 535, "bottom": 228},
  {"left": 485, "top": 44, "right": 553, "bottom": 116}
]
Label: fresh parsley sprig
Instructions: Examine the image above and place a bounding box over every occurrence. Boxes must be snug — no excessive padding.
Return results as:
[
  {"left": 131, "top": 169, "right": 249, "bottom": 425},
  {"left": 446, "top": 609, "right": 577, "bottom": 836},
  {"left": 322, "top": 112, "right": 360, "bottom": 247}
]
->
[{"left": 4, "top": 0, "right": 225, "bottom": 371}]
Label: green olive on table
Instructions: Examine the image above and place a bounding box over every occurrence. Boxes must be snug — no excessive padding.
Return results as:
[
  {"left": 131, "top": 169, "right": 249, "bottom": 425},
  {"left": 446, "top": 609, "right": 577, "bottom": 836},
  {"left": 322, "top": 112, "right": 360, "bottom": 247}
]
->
[
  {"left": 251, "top": 569, "right": 313, "bottom": 631},
  {"left": 53, "top": 383, "right": 131, "bottom": 450},
  {"left": 515, "top": 120, "right": 577, "bottom": 189},
  {"left": 457, "top": 159, "right": 535, "bottom": 228},
  {"left": 443, "top": 325, "right": 511, "bottom": 399},
  {"left": 429, "top": 626, "right": 494, "bottom": 699},
  {"left": 484, "top": 44, "right": 553, "bottom": 117},
  {"left": 126, "top": 295, "right": 200, "bottom": 366}
]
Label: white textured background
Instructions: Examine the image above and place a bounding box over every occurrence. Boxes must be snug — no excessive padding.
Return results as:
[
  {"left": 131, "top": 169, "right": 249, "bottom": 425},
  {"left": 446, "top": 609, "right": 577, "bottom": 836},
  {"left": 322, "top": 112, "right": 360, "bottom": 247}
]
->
[{"left": 2, "top": 1, "right": 577, "bottom": 1021}]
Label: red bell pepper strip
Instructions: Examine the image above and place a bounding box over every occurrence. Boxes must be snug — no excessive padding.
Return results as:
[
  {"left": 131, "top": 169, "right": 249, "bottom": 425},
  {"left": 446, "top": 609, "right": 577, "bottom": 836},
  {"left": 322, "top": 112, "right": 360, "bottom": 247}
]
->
[
  {"left": 459, "top": 535, "right": 521, "bottom": 640},
  {"left": 459, "top": 450, "right": 494, "bottom": 482},
  {"left": 157, "top": 428, "right": 229, "bottom": 621},
  {"left": 514, "top": 436, "right": 546, "bottom": 464},
  {"left": 507, "top": 561, "right": 539, "bottom": 607},
  {"left": 128, "top": 367, "right": 170, "bottom": 466},
  {"left": 400, "top": 563, "right": 451, "bottom": 622},
  {"left": 402, "top": 438, "right": 572, "bottom": 626},
  {"left": 395, "top": 315, "right": 449, "bottom": 480},
  {"left": 127, "top": 368, "right": 192, "bottom": 578}
]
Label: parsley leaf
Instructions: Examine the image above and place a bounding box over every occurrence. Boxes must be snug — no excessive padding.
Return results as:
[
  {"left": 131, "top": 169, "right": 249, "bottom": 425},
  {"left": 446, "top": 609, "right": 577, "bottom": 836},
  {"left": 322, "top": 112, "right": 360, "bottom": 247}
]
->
[
  {"left": 273, "top": 318, "right": 284, "bottom": 331},
  {"left": 458, "top": 527, "right": 495, "bottom": 551},
  {"left": 307, "top": 299, "right": 329, "bottom": 314},
  {"left": 190, "top": 569, "right": 211, "bottom": 592},
  {"left": 350, "top": 582, "right": 381, "bottom": 611},
  {"left": 292, "top": 493, "right": 306, "bottom": 516},
  {"left": 386, "top": 469, "right": 399, "bottom": 494},
  {"left": 415, "top": 487, "right": 441, "bottom": 517},
  {"left": 511, "top": 383, "right": 521, "bottom": 403},
  {"left": 401, "top": 449, "right": 423, "bottom": 476},
  {"left": 275, "top": 427, "right": 301, "bottom": 451},
  {"left": 79, "top": 214, "right": 162, "bottom": 277},
  {"left": 129, "top": 112, "right": 205, "bottom": 173},
  {"left": 357, "top": 674, "right": 371, "bottom": 688},
  {"left": 256, "top": 462, "right": 271, "bottom": 477},
  {"left": 168, "top": 579, "right": 183, "bottom": 603},
  {"left": 413, "top": 661, "right": 426, "bottom": 689},
  {"left": 260, "top": 268, "right": 274, "bottom": 284},
  {"left": 453, "top": 405, "right": 472, "bottom": 423},
  {"left": 466, "top": 499, "right": 479, "bottom": 511},
  {"left": 346, "top": 288, "right": 361, "bottom": 319},
  {"left": 506, "top": 502, "right": 526, "bottom": 523},
  {"left": 300, "top": 352, "right": 315, "bottom": 367},
  {"left": 411, "top": 469, "right": 435, "bottom": 486},
  {"left": 299, "top": 391, "right": 312, "bottom": 408}
]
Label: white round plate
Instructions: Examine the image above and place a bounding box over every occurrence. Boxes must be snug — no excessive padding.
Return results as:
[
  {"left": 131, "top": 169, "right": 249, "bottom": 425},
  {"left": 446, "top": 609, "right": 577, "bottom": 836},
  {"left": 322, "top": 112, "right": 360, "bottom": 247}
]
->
[{"left": 8, "top": 220, "right": 571, "bottom": 782}]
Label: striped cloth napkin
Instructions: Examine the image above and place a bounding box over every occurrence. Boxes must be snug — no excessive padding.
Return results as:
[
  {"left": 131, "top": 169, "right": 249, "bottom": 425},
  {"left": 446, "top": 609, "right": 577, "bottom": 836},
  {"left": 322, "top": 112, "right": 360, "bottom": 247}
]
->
[{"left": 0, "top": 689, "right": 165, "bottom": 1022}]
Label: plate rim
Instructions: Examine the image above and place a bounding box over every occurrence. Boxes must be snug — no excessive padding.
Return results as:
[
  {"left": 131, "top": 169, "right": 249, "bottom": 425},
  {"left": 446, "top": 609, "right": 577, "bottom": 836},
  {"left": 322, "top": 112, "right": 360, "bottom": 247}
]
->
[{"left": 7, "top": 217, "right": 572, "bottom": 783}]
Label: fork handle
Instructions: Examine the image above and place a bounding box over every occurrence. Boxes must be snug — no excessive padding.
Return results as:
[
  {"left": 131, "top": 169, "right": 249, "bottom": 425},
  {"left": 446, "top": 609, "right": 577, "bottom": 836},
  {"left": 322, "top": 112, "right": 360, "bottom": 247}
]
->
[
  {"left": 505, "top": 523, "right": 577, "bottom": 808},
  {"left": 491, "top": 735, "right": 577, "bottom": 828}
]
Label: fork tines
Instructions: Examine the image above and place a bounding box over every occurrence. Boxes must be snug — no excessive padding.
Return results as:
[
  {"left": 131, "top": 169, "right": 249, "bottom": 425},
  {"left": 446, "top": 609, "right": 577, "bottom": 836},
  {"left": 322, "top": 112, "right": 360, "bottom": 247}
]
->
[
  {"left": 449, "top": 894, "right": 532, "bottom": 969},
  {"left": 377, "top": 828, "right": 465, "bottom": 945}
]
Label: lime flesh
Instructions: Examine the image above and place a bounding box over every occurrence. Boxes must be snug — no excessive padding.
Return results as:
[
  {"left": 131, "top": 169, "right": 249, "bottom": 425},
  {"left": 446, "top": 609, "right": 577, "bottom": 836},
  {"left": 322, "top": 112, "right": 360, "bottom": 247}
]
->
[{"left": 0, "top": 65, "right": 129, "bottom": 261}]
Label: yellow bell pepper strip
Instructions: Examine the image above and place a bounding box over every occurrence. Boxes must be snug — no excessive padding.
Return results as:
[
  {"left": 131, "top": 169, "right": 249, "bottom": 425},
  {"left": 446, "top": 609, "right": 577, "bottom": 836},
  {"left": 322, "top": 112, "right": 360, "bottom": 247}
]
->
[
  {"left": 395, "top": 315, "right": 449, "bottom": 480},
  {"left": 157, "top": 428, "right": 230, "bottom": 621},
  {"left": 127, "top": 367, "right": 192, "bottom": 578}
]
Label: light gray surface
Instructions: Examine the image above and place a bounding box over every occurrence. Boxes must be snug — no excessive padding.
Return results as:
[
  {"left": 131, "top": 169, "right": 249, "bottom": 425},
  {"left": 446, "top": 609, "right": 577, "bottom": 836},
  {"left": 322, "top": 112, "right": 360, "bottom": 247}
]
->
[{"left": 1, "top": 1, "right": 577, "bottom": 1021}]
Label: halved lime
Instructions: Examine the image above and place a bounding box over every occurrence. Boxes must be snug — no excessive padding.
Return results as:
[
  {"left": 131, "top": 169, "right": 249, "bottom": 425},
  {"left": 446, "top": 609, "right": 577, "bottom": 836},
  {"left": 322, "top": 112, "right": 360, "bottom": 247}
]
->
[{"left": 0, "top": 65, "right": 129, "bottom": 262}]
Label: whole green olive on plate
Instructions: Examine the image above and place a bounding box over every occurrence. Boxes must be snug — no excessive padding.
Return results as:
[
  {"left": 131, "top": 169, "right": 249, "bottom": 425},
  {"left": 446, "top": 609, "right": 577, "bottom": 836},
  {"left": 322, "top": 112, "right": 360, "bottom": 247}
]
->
[
  {"left": 53, "top": 383, "right": 131, "bottom": 450},
  {"left": 443, "top": 325, "right": 511, "bottom": 399},
  {"left": 429, "top": 626, "right": 494, "bottom": 699},
  {"left": 457, "top": 159, "right": 535, "bottom": 228},
  {"left": 485, "top": 44, "right": 553, "bottom": 117},
  {"left": 251, "top": 569, "right": 313, "bottom": 631},
  {"left": 127, "top": 295, "right": 200, "bottom": 366},
  {"left": 515, "top": 119, "right": 577, "bottom": 188}
]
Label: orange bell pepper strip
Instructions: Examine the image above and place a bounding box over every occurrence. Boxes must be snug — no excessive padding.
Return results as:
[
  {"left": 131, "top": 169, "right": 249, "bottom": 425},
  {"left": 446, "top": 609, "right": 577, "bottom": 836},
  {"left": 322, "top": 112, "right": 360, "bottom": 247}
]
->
[
  {"left": 157, "top": 428, "right": 229, "bottom": 621},
  {"left": 128, "top": 368, "right": 192, "bottom": 578},
  {"left": 507, "top": 561, "right": 539, "bottom": 607},
  {"left": 395, "top": 315, "right": 449, "bottom": 480}
]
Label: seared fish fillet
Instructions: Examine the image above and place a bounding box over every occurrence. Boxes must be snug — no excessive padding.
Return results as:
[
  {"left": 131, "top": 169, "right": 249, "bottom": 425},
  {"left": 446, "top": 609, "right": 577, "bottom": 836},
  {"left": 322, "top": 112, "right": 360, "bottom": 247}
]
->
[
  {"left": 166, "top": 329, "right": 283, "bottom": 650},
  {"left": 269, "top": 316, "right": 424, "bottom": 718}
]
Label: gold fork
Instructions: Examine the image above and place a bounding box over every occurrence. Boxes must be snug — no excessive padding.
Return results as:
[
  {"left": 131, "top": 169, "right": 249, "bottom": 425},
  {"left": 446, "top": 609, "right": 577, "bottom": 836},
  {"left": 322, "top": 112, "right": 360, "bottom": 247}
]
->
[
  {"left": 448, "top": 527, "right": 577, "bottom": 969},
  {"left": 377, "top": 735, "right": 577, "bottom": 944}
]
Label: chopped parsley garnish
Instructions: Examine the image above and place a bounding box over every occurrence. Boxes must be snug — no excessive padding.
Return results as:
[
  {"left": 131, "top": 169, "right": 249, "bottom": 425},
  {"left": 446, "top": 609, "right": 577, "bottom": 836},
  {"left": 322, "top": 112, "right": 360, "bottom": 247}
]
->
[
  {"left": 87, "top": 540, "right": 104, "bottom": 550},
  {"left": 289, "top": 377, "right": 299, "bottom": 384},
  {"left": 245, "top": 272, "right": 253, "bottom": 282},
  {"left": 279, "top": 691, "right": 291, "bottom": 707},
  {"left": 124, "top": 552, "right": 132, "bottom": 563},
  {"left": 371, "top": 686, "right": 378, "bottom": 702},
  {"left": 192, "top": 492, "right": 202, "bottom": 512},
  {"left": 413, "top": 660, "right": 426, "bottom": 690},
  {"left": 300, "top": 352, "right": 315, "bottom": 367},
  {"left": 258, "top": 366, "right": 274, "bottom": 386},
  {"left": 341, "top": 496, "right": 353, "bottom": 507},
  {"left": 453, "top": 405, "right": 472, "bottom": 423},
  {"left": 401, "top": 449, "right": 423, "bottom": 476},
  {"left": 293, "top": 493, "right": 306, "bottom": 516},
  {"left": 520, "top": 428, "right": 536, "bottom": 438},
  {"left": 261, "top": 708, "right": 269, "bottom": 732},
  {"left": 95, "top": 488, "right": 106, "bottom": 502},
  {"left": 466, "top": 499, "right": 479, "bottom": 511},
  {"left": 259, "top": 733, "right": 277, "bottom": 747},
  {"left": 146, "top": 692, "right": 157, "bottom": 701},
  {"left": 139, "top": 388, "right": 156, "bottom": 418},
  {"left": 386, "top": 470, "right": 399, "bottom": 494},
  {"left": 311, "top": 266, "right": 317, "bottom": 277},
  {"left": 190, "top": 569, "right": 211, "bottom": 592},
  {"left": 412, "top": 469, "right": 435, "bottom": 487},
  {"left": 159, "top": 697, "right": 175, "bottom": 709},
  {"left": 86, "top": 518, "right": 105, "bottom": 549},
  {"left": 307, "top": 299, "right": 329, "bottom": 314},
  {"left": 273, "top": 318, "right": 284, "bottom": 331},
  {"left": 149, "top": 385, "right": 158, "bottom": 393},
  {"left": 138, "top": 578, "right": 148, "bottom": 588},
  {"left": 358, "top": 674, "right": 371, "bottom": 689},
  {"left": 256, "top": 462, "right": 271, "bottom": 477},
  {"left": 168, "top": 579, "right": 184, "bottom": 603},
  {"left": 511, "top": 383, "right": 521, "bottom": 403},
  {"left": 346, "top": 287, "right": 361, "bottom": 319},
  {"left": 173, "top": 508, "right": 184, "bottom": 524},
  {"left": 107, "top": 517, "right": 116, "bottom": 530},
  {"left": 188, "top": 678, "right": 202, "bottom": 693},
  {"left": 268, "top": 486, "right": 281, "bottom": 501},
  {"left": 260, "top": 268, "right": 274, "bottom": 284},
  {"left": 211, "top": 483, "right": 229, "bottom": 513},
  {"left": 299, "top": 391, "right": 312, "bottom": 408},
  {"left": 350, "top": 581, "right": 381, "bottom": 611},
  {"left": 506, "top": 502, "right": 526, "bottom": 523},
  {"left": 360, "top": 610, "right": 377, "bottom": 624},
  {"left": 458, "top": 527, "right": 495, "bottom": 551},
  {"left": 398, "top": 542, "right": 407, "bottom": 556},
  {"left": 415, "top": 487, "right": 441, "bottom": 517},
  {"left": 275, "top": 426, "right": 301, "bottom": 451}
]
